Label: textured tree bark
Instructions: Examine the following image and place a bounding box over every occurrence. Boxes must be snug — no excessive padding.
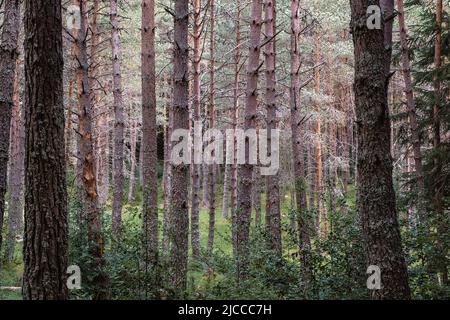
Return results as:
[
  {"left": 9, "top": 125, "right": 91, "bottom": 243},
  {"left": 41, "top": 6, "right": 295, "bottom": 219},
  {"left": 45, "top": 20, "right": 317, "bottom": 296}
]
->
[
  {"left": 162, "top": 76, "right": 173, "bottom": 255},
  {"left": 142, "top": 0, "right": 159, "bottom": 269},
  {"left": 72, "top": 0, "right": 84, "bottom": 196},
  {"left": 263, "top": 0, "right": 282, "bottom": 255},
  {"left": 170, "top": 0, "right": 190, "bottom": 295},
  {"left": 111, "top": 0, "right": 125, "bottom": 233},
  {"left": 22, "top": 0, "right": 68, "bottom": 299},
  {"left": 222, "top": 153, "right": 231, "bottom": 219},
  {"left": 290, "top": 0, "right": 313, "bottom": 296},
  {"left": 324, "top": 49, "right": 335, "bottom": 232},
  {"left": 350, "top": 0, "right": 411, "bottom": 299},
  {"left": 65, "top": 79, "right": 75, "bottom": 166},
  {"left": 190, "top": 0, "right": 203, "bottom": 260},
  {"left": 252, "top": 166, "right": 262, "bottom": 226},
  {"left": 307, "top": 137, "right": 315, "bottom": 210},
  {"left": 231, "top": 0, "right": 242, "bottom": 259},
  {"left": 341, "top": 87, "right": 351, "bottom": 194},
  {"left": 313, "top": 34, "right": 323, "bottom": 236},
  {"left": 206, "top": 0, "right": 217, "bottom": 258},
  {"left": 202, "top": 163, "right": 209, "bottom": 208},
  {"left": 0, "top": 0, "right": 21, "bottom": 254},
  {"left": 128, "top": 118, "right": 137, "bottom": 202},
  {"left": 432, "top": 0, "right": 448, "bottom": 286},
  {"left": 236, "top": 0, "right": 263, "bottom": 281},
  {"left": 5, "top": 56, "right": 24, "bottom": 263},
  {"left": 75, "top": 0, "right": 110, "bottom": 300},
  {"left": 92, "top": 0, "right": 109, "bottom": 206}
]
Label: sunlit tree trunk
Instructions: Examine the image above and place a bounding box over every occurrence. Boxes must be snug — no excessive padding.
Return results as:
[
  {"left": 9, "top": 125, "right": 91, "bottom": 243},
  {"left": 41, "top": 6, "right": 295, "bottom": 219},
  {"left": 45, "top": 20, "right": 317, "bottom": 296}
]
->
[
  {"left": 75, "top": 0, "right": 110, "bottom": 299},
  {"left": 0, "top": 0, "right": 21, "bottom": 254},
  {"left": 92, "top": 0, "right": 109, "bottom": 206},
  {"left": 5, "top": 57, "right": 24, "bottom": 263}
]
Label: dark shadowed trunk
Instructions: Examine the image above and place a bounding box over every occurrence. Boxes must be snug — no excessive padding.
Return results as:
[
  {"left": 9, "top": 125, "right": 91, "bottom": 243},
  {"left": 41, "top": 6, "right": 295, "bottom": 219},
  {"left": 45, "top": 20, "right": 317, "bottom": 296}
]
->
[
  {"left": 350, "top": 0, "right": 411, "bottom": 299},
  {"left": 22, "top": 0, "right": 68, "bottom": 300},
  {"left": 111, "top": 0, "right": 125, "bottom": 232}
]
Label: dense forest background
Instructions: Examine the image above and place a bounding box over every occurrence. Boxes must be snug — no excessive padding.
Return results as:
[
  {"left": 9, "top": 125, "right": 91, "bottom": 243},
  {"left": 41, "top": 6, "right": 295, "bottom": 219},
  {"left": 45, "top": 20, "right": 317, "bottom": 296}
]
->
[{"left": 0, "top": 0, "right": 449, "bottom": 300}]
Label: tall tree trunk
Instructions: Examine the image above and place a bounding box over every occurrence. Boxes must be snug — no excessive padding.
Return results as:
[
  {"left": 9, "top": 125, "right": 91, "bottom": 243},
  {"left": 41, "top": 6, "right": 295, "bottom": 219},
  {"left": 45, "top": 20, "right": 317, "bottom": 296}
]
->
[
  {"left": 341, "top": 88, "right": 351, "bottom": 194},
  {"left": 75, "top": 0, "right": 110, "bottom": 299},
  {"left": 396, "top": 0, "right": 425, "bottom": 213},
  {"left": 253, "top": 166, "right": 262, "bottom": 226},
  {"left": 350, "top": 0, "right": 411, "bottom": 299},
  {"left": 190, "top": 0, "right": 203, "bottom": 260},
  {"left": 92, "top": 0, "right": 109, "bottom": 206},
  {"left": 231, "top": 0, "right": 242, "bottom": 259},
  {"left": 66, "top": 79, "right": 75, "bottom": 166},
  {"left": 162, "top": 76, "right": 173, "bottom": 255},
  {"left": 5, "top": 57, "right": 24, "bottom": 263},
  {"left": 202, "top": 163, "right": 209, "bottom": 207},
  {"left": 236, "top": 0, "right": 263, "bottom": 281},
  {"left": 170, "top": 0, "right": 190, "bottom": 295},
  {"left": 290, "top": 0, "right": 313, "bottom": 296},
  {"left": 22, "top": 0, "right": 68, "bottom": 299},
  {"left": 111, "top": 0, "right": 125, "bottom": 232},
  {"left": 222, "top": 144, "right": 231, "bottom": 219},
  {"left": 307, "top": 140, "right": 315, "bottom": 210},
  {"left": 0, "top": 0, "right": 21, "bottom": 255},
  {"left": 432, "top": 0, "right": 448, "bottom": 285},
  {"left": 206, "top": 0, "right": 217, "bottom": 258},
  {"left": 128, "top": 118, "right": 137, "bottom": 202},
  {"left": 142, "top": 0, "right": 159, "bottom": 271},
  {"left": 313, "top": 33, "right": 323, "bottom": 236},
  {"left": 264, "top": 0, "right": 282, "bottom": 255}
]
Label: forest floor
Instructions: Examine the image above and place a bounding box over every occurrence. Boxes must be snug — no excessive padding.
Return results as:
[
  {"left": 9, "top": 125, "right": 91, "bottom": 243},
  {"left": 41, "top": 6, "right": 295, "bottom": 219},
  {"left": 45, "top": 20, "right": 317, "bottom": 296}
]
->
[
  {"left": 0, "top": 192, "right": 298, "bottom": 300},
  {"left": 0, "top": 260, "right": 22, "bottom": 300}
]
